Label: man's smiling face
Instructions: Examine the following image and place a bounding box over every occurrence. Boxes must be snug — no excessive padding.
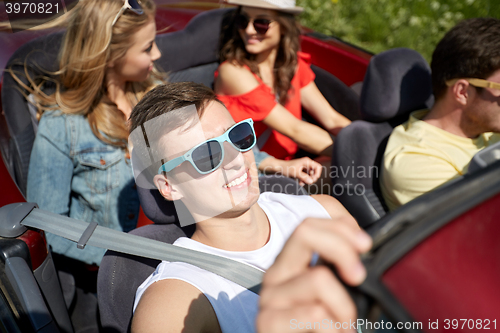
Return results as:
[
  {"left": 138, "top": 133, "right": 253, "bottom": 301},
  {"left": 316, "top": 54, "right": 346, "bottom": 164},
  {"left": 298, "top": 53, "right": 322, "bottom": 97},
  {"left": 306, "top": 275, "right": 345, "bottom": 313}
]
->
[{"left": 157, "top": 101, "right": 260, "bottom": 223}]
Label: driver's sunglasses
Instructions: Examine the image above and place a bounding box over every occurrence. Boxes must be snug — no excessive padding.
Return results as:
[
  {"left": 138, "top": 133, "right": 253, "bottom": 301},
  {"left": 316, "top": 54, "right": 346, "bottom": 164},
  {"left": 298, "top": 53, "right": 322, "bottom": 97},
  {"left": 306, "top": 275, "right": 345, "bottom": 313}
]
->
[
  {"left": 112, "top": 0, "right": 144, "bottom": 26},
  {"left": 158, "top": 119, "right": 256, "bottom": 175},
  {"left": 446, "top": 78, "right": 500, "bottom": 91},
  {"left": 235, "top": 14, "right": 274, "bottom": 34}
]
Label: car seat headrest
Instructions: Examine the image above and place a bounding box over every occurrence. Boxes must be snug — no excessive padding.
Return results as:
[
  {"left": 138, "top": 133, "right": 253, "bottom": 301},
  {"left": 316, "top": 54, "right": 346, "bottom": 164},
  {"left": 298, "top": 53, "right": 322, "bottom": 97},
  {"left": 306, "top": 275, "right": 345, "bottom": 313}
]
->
[
  {"left": 155, "top": 8, "right": 234, "bottom": 72},
  {"left": 1, "top": 31, "right": 64, "bottom": 195},
  {"left": 360, "top": 48, "right": 434, "bottom": 123},
  {"left": 4, "top": 31, "right": 64, "bottom": 132},
  {"left": 6, "top": 31, "right": 63, "bottom": 74}
]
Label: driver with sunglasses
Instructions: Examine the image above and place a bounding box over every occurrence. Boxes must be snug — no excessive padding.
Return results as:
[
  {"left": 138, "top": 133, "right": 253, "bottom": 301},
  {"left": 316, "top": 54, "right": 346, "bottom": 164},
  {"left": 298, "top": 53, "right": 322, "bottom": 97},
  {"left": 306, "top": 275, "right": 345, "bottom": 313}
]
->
[{"left": 129, "top": 82, "right": 360, "bottom": 333}]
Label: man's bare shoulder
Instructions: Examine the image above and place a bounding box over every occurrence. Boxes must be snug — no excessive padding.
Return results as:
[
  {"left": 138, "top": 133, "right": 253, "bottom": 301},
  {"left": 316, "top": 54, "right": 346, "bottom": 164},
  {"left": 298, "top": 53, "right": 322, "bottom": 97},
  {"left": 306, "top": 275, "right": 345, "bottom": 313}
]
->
[
  {"left": 132, "top": 279, "right": 221, "bottom": 333},
  {"left": 311, "top": 195, "right": 359, "bottom": 228}
]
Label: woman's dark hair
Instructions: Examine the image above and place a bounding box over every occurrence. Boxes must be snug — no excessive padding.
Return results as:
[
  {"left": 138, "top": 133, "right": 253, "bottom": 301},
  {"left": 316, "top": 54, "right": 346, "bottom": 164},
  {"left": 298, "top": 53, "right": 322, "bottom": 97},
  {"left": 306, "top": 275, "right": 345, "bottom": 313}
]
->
[
  {"left": 431, "top": 17, "right": 500, "bottom": 100},
  {"left": 219, "top": 7, "right": 301, "bottom": 105}
]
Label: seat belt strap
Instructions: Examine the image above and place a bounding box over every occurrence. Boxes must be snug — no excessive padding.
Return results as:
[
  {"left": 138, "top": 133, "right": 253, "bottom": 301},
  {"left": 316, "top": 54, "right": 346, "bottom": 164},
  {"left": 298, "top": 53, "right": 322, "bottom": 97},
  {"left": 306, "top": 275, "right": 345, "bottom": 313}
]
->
[
  {"left": 257, "top": 128, "right": 272, "bottom": 150},
  {"left": 21, "top": 208, "right": 263, "bottom": 294}
]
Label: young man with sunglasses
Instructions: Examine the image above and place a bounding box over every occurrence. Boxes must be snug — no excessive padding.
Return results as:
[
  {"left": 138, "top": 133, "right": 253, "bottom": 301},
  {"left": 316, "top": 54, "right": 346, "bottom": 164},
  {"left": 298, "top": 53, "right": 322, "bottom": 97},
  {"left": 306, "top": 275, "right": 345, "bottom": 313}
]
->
[
  {"left": 129, "top": 82, "right": 358, "bottom": 333},
  {"left": 381, "top": 17, "right": 500, "bottom": 211}
]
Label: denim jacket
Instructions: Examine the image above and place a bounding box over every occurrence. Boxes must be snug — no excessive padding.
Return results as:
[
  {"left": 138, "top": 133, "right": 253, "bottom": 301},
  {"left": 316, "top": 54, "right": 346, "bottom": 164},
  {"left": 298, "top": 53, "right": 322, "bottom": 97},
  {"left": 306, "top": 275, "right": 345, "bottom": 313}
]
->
[{"left": 27, "top": 111, "right": 140, "bottom": 265}]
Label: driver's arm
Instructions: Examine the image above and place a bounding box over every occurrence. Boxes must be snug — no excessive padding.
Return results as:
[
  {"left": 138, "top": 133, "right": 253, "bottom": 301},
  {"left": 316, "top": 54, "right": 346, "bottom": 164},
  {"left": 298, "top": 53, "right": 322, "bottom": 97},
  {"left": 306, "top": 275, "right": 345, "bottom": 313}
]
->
[
  {"left": 257, "top": 217, "right": 372, "bottom": 333},
  {"left": 132, "top": 279, "right": 221, "bottom": 333}
]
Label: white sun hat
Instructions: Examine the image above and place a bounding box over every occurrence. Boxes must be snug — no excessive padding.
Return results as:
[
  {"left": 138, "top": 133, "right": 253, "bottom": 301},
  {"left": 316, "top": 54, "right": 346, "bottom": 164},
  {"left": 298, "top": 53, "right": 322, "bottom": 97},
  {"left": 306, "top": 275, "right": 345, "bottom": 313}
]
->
[{"left": 226, "top": 0, "right": 303, "bottom": 14}]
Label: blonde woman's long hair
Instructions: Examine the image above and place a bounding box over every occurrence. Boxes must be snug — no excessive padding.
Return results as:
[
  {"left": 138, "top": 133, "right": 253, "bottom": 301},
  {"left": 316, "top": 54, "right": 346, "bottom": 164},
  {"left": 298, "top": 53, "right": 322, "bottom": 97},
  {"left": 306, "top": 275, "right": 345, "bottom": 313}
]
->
[
  {"left": 9, "top": 0, "right": 165, "bottom": 148},
  {"left": 220, "top": 7, "right": 301, "bottom": 106}
]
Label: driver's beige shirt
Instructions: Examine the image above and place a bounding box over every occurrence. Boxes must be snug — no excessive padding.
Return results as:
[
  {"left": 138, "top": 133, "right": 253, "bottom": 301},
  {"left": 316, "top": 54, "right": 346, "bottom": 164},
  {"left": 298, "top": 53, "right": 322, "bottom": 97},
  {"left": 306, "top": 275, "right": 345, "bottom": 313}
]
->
[{"left": 381, "top": 110, "right": 500, "bottom": 211}]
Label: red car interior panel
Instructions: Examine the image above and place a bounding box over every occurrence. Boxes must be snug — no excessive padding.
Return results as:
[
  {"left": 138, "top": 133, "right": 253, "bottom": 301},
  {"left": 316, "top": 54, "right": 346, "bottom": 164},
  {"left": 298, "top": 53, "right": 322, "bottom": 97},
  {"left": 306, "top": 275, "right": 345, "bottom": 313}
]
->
[
  {"left": 382, "top": 193, "right": 500, "bottom": 332},
  {"left": 18, "top": 230, "right": 48, "bottom": 270},
  {"left": 0, "top": 146, "right": 25, "bottom": 208},
  {"left": 137, "top": 206, "right": 155, "bottom": 228},
  {"left": 300, "top": 35, "right": 371, "bottom": 86},
  {"left": 155, "top": 8, "right": 203, "bottom": 32}
]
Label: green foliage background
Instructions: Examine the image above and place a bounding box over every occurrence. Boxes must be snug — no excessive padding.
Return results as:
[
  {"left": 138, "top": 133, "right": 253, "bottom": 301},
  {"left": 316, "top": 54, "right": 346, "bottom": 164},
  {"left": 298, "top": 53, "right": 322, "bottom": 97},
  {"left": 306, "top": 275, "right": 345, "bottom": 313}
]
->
[{"left": 296, "top": 0, "right": 500, "bottom": 62}]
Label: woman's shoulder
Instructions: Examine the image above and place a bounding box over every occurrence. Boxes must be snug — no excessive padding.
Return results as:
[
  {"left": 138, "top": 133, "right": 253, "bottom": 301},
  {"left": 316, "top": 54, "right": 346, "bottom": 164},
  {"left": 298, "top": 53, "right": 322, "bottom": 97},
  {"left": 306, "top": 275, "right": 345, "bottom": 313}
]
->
[
  {"left": 40, "top": 110, "right": 85, "bottom": 121},
  {"left": 38, "top": 110, "right": 90, "bottom": 140},
  {"left": 215, "top": 61, "right": 261, "bottom": 96},
  {"left": 38, "top": 110, "right": 70, "bottom": 129},
  {"left": 217, "top": 61, "right": 254, "bottom": 80},
  {"left": 295, "top": 52, "right": 313, "bottom": 72},
  {"left": 297, "top": 51, "right": 312, "bottom": 64},
  {"left": 33, "top": 111, "right": 73, "bottom": 149},
  {"left": 294, "top": 52, "right": 315, "bottom": 86}
]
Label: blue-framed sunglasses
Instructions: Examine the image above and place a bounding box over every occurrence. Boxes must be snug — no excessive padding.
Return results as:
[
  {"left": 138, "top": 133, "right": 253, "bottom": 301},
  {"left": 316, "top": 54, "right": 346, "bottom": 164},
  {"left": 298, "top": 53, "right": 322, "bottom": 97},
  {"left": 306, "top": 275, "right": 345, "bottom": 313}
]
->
[
  {"left": 158, "top": 118, "right": 256, "bottom": 175},
  {"left": 112, "top": 0, "right": 144, "bottom": 26}
]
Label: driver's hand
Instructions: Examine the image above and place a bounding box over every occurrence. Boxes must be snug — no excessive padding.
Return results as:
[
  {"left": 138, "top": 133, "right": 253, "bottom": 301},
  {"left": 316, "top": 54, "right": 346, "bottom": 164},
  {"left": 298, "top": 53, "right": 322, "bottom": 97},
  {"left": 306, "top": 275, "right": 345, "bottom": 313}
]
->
[{"left": 257, "top": 217, "right": 372, "bottom": 333}]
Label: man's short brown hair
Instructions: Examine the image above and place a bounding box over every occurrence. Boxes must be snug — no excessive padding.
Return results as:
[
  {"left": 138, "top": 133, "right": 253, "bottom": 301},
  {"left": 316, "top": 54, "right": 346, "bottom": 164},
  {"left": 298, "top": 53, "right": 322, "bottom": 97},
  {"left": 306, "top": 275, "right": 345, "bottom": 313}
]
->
[
  {"left": 129, "top": 82, "right": 222, "bottom": 135},
  {"left": 431, "top": 17, "right": 500, "bottom": 100}
]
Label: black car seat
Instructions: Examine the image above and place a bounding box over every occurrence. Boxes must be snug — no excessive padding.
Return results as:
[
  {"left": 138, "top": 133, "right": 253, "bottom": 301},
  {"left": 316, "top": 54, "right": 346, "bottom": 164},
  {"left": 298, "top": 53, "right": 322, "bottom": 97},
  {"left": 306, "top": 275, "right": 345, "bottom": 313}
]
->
[
  {"left": 154, "top": 8, "right": 232, "bottom": 88},
  {"left": 1, "top": 31, "right": 63, "bottom": 196},
  {"left": 331, "top": 48, "right": 434, "bottom": 228}
]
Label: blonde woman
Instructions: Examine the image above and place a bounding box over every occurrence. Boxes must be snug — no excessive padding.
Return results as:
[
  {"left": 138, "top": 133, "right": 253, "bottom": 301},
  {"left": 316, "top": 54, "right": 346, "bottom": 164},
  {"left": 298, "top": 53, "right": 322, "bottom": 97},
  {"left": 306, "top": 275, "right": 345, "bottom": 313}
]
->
[
  {"left": 215, "top": 0, "right": 351, "bottom": 161},
  {"left": 20, "top": 0, "right": 163, "bottom": 267}
]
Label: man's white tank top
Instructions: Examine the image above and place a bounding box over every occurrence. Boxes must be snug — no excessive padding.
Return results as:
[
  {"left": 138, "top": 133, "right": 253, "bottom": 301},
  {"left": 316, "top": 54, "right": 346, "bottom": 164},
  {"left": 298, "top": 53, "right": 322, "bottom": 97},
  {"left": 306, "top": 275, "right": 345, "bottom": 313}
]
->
[{"left": 133, "top": 192, "right": 331, "bottom": 333}]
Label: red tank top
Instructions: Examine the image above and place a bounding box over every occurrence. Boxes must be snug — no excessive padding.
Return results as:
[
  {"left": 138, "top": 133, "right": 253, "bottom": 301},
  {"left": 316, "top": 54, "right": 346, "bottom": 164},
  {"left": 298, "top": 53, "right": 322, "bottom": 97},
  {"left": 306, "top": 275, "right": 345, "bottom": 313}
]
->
[{"left": 215, "top": 52, "right": 315, "bottom": 160}]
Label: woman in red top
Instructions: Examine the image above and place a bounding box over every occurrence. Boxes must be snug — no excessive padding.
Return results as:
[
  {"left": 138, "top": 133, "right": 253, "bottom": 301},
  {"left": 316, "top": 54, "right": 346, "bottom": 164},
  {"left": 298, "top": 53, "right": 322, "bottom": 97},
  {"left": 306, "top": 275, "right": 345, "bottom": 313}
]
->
[{"left": 214, "top": 0, "right": 351, "bottom": 161}]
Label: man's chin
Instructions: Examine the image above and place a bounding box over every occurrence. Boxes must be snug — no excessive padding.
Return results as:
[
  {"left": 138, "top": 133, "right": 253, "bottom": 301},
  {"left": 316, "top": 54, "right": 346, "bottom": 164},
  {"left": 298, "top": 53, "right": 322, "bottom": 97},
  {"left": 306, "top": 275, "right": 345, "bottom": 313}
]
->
[{"left": 185, "top": 188, "right": 259, "bottom": 222}]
